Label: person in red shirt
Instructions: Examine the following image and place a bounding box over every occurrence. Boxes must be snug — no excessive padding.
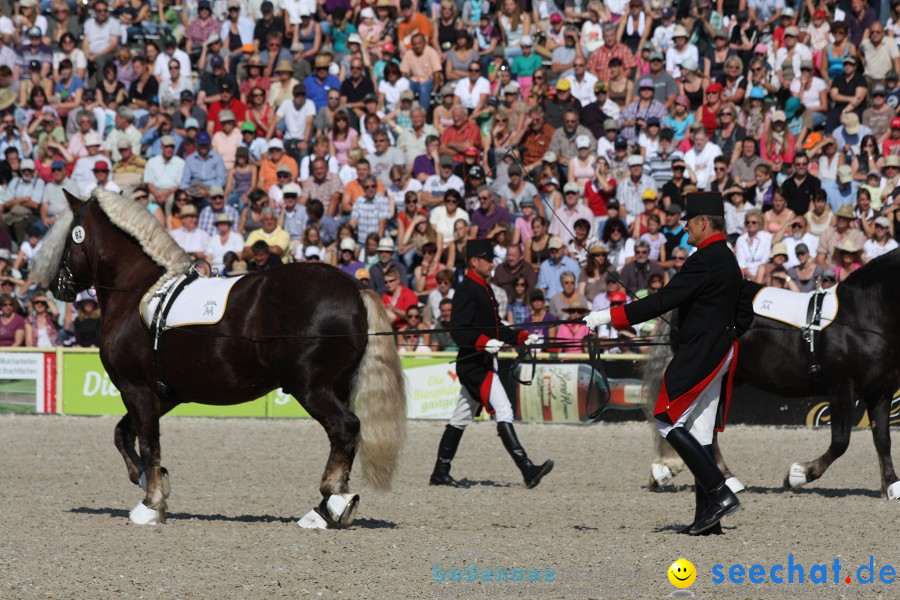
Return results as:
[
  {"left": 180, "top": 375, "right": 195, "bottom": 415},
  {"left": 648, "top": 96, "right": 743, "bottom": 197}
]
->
[
  {"left": 381, "top": 268, "right": 419, "bottom": 329},
  {"left": 206, "top": 81, "right": 247, "bottom": 135},
  {"left": 583, "top": 157, "right": 617, "bottom": 229},
  {"left": 439, "top": 107, "right": 482, "bottom": 163},
  {"left": 882, "top": 117, "right": 900, "bottom": 157}
]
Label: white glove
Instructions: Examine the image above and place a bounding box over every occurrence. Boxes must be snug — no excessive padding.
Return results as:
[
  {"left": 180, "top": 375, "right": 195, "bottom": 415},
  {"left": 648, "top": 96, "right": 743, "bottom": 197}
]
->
[
  {"left": 484, "top": 339, "right": 504, "bottom": 354},
  {"left": 525, "top": 333, "right": 544, "bottom": 346},
  {"left": 583, "top": 309, "right": 611, "bottom": 330}
]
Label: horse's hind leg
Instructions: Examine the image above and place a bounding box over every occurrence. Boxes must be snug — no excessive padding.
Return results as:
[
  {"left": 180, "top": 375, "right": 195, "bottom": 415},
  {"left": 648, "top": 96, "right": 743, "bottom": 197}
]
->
[
  {"left": 114, "top": 413, "right": 142, "bottom": 487},
  {"left": 785, "top": 389, "right": 854, "bottom": 489},
  {"left": 127, "top": 392, "right": 175, "bottom": 525},
  {"left": 712, "top": 434, "right": 745, "bottom": 493},
  {"left": 293, "top": 383, "right": 361, "bottom": 528},
  {"left": 865, "top": 394, "right": 899, "bottom": 498}
]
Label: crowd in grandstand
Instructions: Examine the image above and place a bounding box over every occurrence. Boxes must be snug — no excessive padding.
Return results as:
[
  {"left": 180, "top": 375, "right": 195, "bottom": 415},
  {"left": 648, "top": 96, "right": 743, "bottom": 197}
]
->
[{"left": 0, "top": 0, "right": 898, "bottom": 350}]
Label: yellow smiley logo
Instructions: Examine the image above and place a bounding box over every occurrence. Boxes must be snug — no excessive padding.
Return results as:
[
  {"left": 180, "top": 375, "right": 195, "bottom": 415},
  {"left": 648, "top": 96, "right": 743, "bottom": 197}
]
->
[{"left": 668, "top": 558, "right": 697, "bottom": 588}]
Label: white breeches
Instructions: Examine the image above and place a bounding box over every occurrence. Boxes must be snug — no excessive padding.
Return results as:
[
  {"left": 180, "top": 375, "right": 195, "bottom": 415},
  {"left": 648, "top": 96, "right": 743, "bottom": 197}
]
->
[
  {"left": 449, "top": 359, "right": 514, "bottom": 428},
  {"left": 656, "top": 347, "right": 734, "bottom": 446}
]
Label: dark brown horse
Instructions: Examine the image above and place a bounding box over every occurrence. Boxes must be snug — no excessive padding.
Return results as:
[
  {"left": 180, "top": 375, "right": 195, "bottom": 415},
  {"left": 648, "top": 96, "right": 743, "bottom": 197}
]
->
[
  {"left": 33, "top": 190, "right": 406, "bottom": 527},
  {"left": 646, "top": 249, "right": 900, "bottom": 499}
]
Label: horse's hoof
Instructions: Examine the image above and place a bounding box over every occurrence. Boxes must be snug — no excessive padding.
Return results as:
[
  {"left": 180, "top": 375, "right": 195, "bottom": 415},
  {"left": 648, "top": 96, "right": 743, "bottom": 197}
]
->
[
  {"left": 129, "top": 501, "right": 160, "bottom": 525},
  {"left": 326, "top": 493, "right": 360, "bottom": 527},
  {"left": 886, "top": 481, "right": 900, "bottom": 500},
  {"left": 297, "top": 508, "right": 329, "bottom": 529},
  {"left": 725, "top": 476, "right": 745, "bottom": 494},
  {"left": 786, "top": 463, "right": 809, "bottom": 488},
  {"left": 651, "top": 463, "right": 674, "bottom": 488}
]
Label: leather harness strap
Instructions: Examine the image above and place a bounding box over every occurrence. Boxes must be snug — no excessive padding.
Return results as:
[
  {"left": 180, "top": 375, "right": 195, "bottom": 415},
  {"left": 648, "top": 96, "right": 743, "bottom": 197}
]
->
[
  {"left": 802, "top": 290, "right": 827, "bottom": 383},
  {"left": 150, "top": 271, "right": 199, "bottom": 398}
]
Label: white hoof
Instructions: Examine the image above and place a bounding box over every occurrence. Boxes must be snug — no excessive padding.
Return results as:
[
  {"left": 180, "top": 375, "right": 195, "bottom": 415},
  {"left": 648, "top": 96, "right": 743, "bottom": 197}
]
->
[
  {"left": 725, "top": 476, "right": 745, "bottom": 494},
  {"left": 887, "top": 481, "right": 900, "bottom": 500},
  {"left": 138, "top": 471, "right": 147, "bottom": 491},
  {"left": 787, "top": 463, "right": 809, "bottom": 488},
  {"left": 298, "top": 508, "right": 329, "bottom": 529},
  {"left": 326, "top": 493, "right": 360, "bottom": 527},
  {"left": 651, "top": 463, "right": 675, "bottom": 487},
  {"left": 129, "top": 501, "right": 160, "bottom": 525}
]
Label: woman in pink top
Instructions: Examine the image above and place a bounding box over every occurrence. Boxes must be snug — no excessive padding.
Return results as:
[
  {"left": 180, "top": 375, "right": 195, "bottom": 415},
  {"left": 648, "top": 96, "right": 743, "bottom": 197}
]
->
[{"left": 557, "top": 301, "right": 591, "bottom": 353}]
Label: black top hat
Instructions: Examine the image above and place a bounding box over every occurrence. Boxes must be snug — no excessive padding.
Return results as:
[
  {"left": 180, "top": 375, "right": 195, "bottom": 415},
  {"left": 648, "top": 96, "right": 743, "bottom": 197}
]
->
[
  {"left": 466, "top": 239, "right": 494, "bottom": 261},
  {"left": 684, "top": 192, "right": 725, "bottom": 218}
]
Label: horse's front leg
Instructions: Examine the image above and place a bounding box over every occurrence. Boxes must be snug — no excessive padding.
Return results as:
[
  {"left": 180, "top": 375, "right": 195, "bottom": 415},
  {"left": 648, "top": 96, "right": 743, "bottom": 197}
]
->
[
  {"left": 293, "top": 384, "right": 361, "bottom": 529},
  {"left": 126, "top": 391, "right": 174, "bottom": 525},
  {"left": 864, "top": 394, "right": 900, "bottom": 499},
  {"left": 785, "top": 389, "right": 854, "bottom": 489}
]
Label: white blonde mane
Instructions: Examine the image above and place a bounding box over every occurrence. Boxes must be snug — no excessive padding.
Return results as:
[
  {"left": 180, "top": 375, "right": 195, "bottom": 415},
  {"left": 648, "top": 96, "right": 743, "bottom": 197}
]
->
[{"left": 32, "top": 189, "right": 191, "bottom": 294}]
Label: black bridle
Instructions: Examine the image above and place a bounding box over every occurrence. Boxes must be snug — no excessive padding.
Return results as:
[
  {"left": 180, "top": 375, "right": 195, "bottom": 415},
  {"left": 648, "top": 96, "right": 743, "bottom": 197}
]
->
[{"left": 53, "top": 199, "right": 93, "bottom": 303}]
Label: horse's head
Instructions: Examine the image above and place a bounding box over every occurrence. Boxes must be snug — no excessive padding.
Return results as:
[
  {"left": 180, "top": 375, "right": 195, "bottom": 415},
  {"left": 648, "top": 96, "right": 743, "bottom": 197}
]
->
[{"left": 33, "top": 190, "right": 95, "bottom": 302}]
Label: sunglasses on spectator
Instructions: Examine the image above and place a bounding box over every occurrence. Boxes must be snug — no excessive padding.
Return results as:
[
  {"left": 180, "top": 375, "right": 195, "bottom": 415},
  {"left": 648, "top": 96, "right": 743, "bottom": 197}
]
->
[
  {"left": 407, "top": 313, "right": 421, "bottom": 318},
  {"left": 384, "top": 278, "right": 398, "bottom": 283},
  {"left": 746, "top": 220, "right": 759, "bottom": 225}
]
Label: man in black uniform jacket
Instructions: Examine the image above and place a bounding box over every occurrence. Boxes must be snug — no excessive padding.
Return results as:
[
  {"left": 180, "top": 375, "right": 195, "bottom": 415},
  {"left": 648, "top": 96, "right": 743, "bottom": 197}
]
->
[
  {"left": 429, "top": 240, "right": 553, "bottom": 489},
  {"left": 585, "top": 193, "right": 754, "bottom": 535}
]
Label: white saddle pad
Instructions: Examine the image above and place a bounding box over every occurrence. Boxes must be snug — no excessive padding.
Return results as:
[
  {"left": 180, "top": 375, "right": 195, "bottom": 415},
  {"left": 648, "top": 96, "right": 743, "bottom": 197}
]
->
[
  {"left": 752, "top": 287, "right": 838, "bottom": 330},
  {"left": 140, "top": 274, "right": 246, "bottom": 329}
]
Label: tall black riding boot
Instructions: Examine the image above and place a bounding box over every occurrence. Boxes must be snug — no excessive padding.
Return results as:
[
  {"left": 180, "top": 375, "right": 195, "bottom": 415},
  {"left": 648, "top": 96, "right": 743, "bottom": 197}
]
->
[
  {"left": 678, "top": 446, "right": 723, "bottom": 535},
  {"left": 430, "top": 425, "right": 464, "bottom": 486},
  {"left": 666, "top": 428, "right": 739, "bottom": 535},
  {"left": 497, "top": 422, "right": 554, "bottom": 488}
]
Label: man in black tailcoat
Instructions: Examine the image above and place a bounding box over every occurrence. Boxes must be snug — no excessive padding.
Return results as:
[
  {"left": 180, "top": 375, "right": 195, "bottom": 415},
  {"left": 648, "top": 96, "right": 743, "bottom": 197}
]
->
[
  {"left": 429, "top": 239, "right": 553, "bottom": 489},
  {"left": 584, "top": 193, "right": 754, "bottom": 535}
]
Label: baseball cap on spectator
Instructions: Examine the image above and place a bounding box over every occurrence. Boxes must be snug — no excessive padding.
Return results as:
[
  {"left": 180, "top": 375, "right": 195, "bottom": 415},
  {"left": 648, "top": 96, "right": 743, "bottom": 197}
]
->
[
  {"left": 707, "top": 82, "right": 724, "bottom": 94},
  {"left": 784, "top": 97, "right": 802, "bottom": 119},
  {"left": 520, "top": 197, "right": 535, "bottom": 208},
  {"left": 556, "top": 79, "right": 571, "bottom": 91},
  {"left": 822, "top": 269, "right": 837, "bottom": 282},
  {"left": 27, "top": 25, "right": 42, "bottom": 37},
  {"left": 891, "top": 117, "right": 900, "bottom": 130},
  {"left": 28, "top": 59, "right": 41, "bottom": 72},
  {"left": 638, "top": 77, "right": 654, "bottom": 89},
  {"left": 20, "top": 158, "right": 35, "bottom": 171},
  {"left": 199, "top": 0, "right": 213, "bottom": 9},
  {"left": 575, "top": 135, "right": 591, "bottom": 149},
  {"left": 304, "top": 246, "right": 321, "bottom": 259},
  {"left": 184, "top": 118, "right": 200, "bottom": 130},
  {"left": 749, "top": 87, "right": 766, "bottom": 100},
  {"left": 339, "top": 238, "right": 357, "bottom": 252},
  {"left": 241, "top": 121, "right": 257, "bottom": 133},
  {"left": 674, "top": 95, "right": 691, "bottom": 108},
  {"left": 542, "top": 151, "right": 558, "bottom": 163},
  {"left": 400, "top": 90, "right": 415, "bottom": 102},
  {"left": 770, "top": 243, "right": 788, "bottom": 259},
  {"left": 376, "top": 237, "right": 395, "bottom": 252},
  {"left": 782, "top": 7, "right": 796, "bottom": 17},
  {"left": 771, "top": 110, "right": 787, "bottom": 123},
  {"left": 661, "top": 7, "right": 674, "bottom": 17},
  {"left": 550, "top": 13, "right": 563, "bottom": 22},
  {"left": 355, "top": 268, "right": 370, "bottom": 280},
  {"left": 837, "top": 167, "right": 854, "bottom": 185},
  {"left": 219, "top": 109, "right": 236, "bottom": 123},
  {"left": 646, "top": 117, "right": 660, "bottom": 127},
  {"left": 463, "top": 146, "right": 479, "bottom": 157},
  {"left": 784, "top": 26, "right": 800, "bottom": 37},
  {"left": 211, "top": 55, "right": 225, "bottom": 68},
  {"left": 213, "top": 211, "right": 233, "bottom": 225},
  {"left": 649, "top": 50, "right": 664, "bottom": 61},
  {"left": 841, "top": 112, "right": 860, "bottom": 135},
  {"left": 529, "top": 289, "right": 546, "bottom": 302},
  {"left": 276, "top": 164, "right": 292, "bottom": 175},
  {"left": 713, "top": 28, "right": 728, "bottom": 39},
  {"left": 162, "top": 34, "right": 178, "bottom": 47},
  {"left": 754, "top": 43, "right": 768, "bottom": 54},
  {"left": 609, "top": 291, "right": 627, "bottom": 304},
  {"left": 660, "top": 128, "right": 674, "bottom": 140},
  {"left": 799, "top": 59, "right": 814, "bottom": 72},
  {"left": 207, "top": 34, "right": 221, "bottom": 45},
  {"left": 220, "top": 81, "right": 235, "bottom": 94},
  {"left": 627, "top": 155, "right": 644, "bottom": 167},
  {"left": 545, "top": 176, "right": 559, "bottom": 187},
  {"left": 116, "top": 137, "right": 132, "bottom": 150},
  {"left": 363, "top": 92, "right": 378, "bottom": 103},
  {"left": 504, "top": 81, "right": 521, "bottom": 94},
  {"left": 268, "top": 138, "right": 284, "bottom": 150},
  {"left": 673, "top": 25, "right": 688, "bottom": 38},
  {"left": 595, "top": 81, "right": 608, "bottom": 93},
  {"left": 208, "top": 185, "right": 225, "bottom": 197},
  {"left": 84, "top": 132, "right": 101, "bottom": 146},
  {"left": 614, "top": 137, "right": 628, "bottom": 149},
  {"left": 689, "top": 121, "right": 705, "bottom": 132},
  {"left": 563, "top": 182, "right": 581, "bottom": 194},
  {"left": 381, "top": 41, "right": 395, "bottom": 54},
  {"left": 160, "top": 134, "right": 176, "bottom": 147},
  {"left": 642, "top": 189, "right": 657, "bottom": 201},
  {"left": 521, "top": 34, "right": 534, "bottom": 46},
  {"left": 508, "top": 164, "right": 523, "bottom": 176},
  {"left": 837, "top": 239, "right": 861, "bottom": 253},
  {"left": 347, "top": 33, "right": 363, "bottom": 46},
  {"left": 51, "top": 160, "right": 65, "bottom": 170},
  {"left": 360, "top": 7, "right": 375, "bottom": 18},
  {"left": 93, "top": 160, "right": 109, "bottom": 172},
  {"left": 197, "top": 131, "right": 212, "bottom": 145},
  {"left": 439, "top": 155, "right": 455, "bottom": 168},
  {"left": 874, "top": 216, "right": 891, "bottom": 228},
  {"left": 275, "top": 60, "right": 293, "bottom": 74},
  {"left": 607, "top": 199, "right": 620, "bottom": 210},
  {"left": 795, "top": 243, "right": 809, "bottom": 255},
  {"left": 681, "top": 58, "right": 700, "bottom": 74},
  {"left": 180, "top": 90, "right": 195, "bottom": 101},
  {"left": 814, "top": 8, "right": 826, "bottom": 17},
  {"left": 548, "top": 237, "right": 565, "bottom": 249},
  {"left": 884, "top": 155, "right": 900, "bottom": 168},
  {"left": 843, "top": 56, "right": 857, "bottom": 65},
  {"left": 665, "top": 203, "right": 683, "bottom": 215},
  {"left": 873, "top": 83, "right": 887, "bottom": 96},
  {"left": 468, "top": 165, "right": 485, "bottom": 179},
  {"left": 604, "top": 118, "right": 619, "bottom": 130}
]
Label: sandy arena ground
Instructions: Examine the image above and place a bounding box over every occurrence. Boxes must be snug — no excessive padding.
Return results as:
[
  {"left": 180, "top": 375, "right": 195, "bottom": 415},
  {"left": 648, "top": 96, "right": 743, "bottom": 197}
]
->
[{"left": 1, "top": 414, "right": 898, "bottom": 600}]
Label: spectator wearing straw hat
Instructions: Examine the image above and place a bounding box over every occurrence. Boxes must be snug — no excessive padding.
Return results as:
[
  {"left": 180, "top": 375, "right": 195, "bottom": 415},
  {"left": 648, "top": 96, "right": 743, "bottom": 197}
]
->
[
  {"left": 816, "top": 204, "right": 867, "bottom": 267},
  {"left": 205, "top": 213, "right": 245, "bottom": 272},
  {"left": 169, "top": 204, "right": 210, "bottom": 260},
  {"left": 557, "top": 299, "right": 591, "bottom": 353}
]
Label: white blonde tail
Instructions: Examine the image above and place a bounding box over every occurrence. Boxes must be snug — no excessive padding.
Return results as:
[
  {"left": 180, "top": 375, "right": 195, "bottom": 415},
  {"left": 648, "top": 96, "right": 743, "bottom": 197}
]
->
[{"left": 352, "top": 290, "right": 407, "bottom": 490}]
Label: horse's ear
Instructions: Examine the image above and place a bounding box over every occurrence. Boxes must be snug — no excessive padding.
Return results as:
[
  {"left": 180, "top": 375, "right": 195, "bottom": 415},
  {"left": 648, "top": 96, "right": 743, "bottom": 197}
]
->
[{"left": 63, "top": 188, "right": 83, "bottom": 213}]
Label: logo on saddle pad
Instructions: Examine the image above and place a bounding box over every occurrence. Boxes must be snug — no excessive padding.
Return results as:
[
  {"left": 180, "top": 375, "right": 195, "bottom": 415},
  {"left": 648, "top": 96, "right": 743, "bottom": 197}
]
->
[
  {"left": 752, "top": 287, "right": 838, "bottom": 331},
  {"left": 140, "top": 274, "right": 245, "bottom": 330}
]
